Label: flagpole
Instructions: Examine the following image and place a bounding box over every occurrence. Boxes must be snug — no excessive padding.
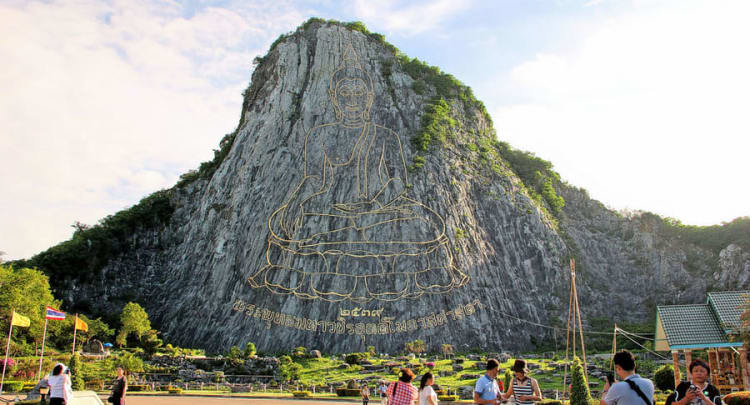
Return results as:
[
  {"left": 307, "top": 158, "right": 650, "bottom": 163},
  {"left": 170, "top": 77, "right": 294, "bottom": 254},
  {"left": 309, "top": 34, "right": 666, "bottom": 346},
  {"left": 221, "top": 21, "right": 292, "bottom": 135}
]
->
[
  {"left": 72, "top": 314, "right": 78, "bottom": 356},
  {"left": 38, "top": 317, "right": 49, "bottom": 381},
  {"left": 1, "top": 308, "right": 15, "bottom": 394}
]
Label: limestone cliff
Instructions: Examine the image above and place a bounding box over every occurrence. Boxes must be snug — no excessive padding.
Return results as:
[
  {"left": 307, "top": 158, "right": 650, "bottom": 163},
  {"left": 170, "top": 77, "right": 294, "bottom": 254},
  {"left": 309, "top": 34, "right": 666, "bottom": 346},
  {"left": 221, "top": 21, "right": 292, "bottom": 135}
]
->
[{"left": 22, "top": 20, "right": 750, "bottom": 353}]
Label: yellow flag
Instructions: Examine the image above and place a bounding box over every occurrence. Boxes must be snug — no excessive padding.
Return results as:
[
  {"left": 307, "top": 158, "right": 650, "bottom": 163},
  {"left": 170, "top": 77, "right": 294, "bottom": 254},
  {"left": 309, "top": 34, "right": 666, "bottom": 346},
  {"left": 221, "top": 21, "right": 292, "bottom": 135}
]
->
[
  {"left": 11, "top": 311, "right": 30, "bottom": 328},
  {"left": 74, "top": 316, "right": 88, "bottom": 332}
]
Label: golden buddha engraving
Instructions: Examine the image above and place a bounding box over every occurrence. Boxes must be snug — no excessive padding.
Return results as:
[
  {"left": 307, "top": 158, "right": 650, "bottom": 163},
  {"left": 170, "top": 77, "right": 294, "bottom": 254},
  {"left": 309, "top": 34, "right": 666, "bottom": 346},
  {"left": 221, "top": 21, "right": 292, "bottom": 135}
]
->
[{"left": 248, "top": 42, "right": 469, "bottom": 302}]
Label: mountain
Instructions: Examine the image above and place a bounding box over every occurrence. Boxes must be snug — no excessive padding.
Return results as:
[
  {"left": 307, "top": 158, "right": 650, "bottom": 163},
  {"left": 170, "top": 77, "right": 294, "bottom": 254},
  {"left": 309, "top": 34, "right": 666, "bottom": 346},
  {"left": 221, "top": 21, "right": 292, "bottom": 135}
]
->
[{"left": 13, "top": 19, "right": 750, "bottom": 353}]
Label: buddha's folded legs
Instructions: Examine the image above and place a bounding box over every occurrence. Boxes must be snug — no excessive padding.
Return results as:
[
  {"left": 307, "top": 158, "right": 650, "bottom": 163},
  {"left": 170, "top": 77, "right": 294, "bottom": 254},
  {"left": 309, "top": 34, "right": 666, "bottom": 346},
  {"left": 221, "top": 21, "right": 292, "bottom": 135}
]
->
[{"left": 248, "top": 236, "right": 469, "bottom": 302}]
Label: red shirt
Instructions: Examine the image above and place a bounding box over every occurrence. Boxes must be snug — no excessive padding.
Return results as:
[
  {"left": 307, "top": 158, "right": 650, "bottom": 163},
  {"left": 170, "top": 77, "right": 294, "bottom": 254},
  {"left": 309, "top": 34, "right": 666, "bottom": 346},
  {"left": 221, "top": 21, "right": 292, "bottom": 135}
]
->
[{"left": 387, "top": 381, "right": 418, "bottom": 405}]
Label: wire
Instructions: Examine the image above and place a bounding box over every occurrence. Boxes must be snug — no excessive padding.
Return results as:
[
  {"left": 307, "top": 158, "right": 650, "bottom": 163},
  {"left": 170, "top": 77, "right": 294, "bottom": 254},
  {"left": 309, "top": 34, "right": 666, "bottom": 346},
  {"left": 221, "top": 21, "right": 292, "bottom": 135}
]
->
[{"left": 485, "top": 305, "right": 651, "bottom": 337}]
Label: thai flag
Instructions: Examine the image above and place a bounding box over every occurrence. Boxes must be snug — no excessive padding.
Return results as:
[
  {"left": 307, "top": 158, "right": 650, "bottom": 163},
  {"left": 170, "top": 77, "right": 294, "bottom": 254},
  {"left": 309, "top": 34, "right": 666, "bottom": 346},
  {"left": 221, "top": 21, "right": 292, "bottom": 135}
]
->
[{"left": 45, "top": 306, "right": 66, "bottom": 320}]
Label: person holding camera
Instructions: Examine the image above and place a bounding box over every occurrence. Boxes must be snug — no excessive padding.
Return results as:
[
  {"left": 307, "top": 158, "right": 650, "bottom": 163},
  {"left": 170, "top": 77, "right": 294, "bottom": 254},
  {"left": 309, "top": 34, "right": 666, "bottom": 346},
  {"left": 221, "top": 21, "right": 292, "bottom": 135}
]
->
[
  {"left": 601, "top": 350, "right": 654, "bottom": 405},
  {"left": 673, "top": 360, "right": 722, "bottom": 405}
]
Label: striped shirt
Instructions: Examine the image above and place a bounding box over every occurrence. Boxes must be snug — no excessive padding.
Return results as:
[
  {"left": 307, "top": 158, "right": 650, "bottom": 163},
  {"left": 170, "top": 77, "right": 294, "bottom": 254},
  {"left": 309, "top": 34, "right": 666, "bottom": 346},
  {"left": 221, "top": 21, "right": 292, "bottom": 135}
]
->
[{"left": 513, "top": 377, "right": 537, "bottom": 405}]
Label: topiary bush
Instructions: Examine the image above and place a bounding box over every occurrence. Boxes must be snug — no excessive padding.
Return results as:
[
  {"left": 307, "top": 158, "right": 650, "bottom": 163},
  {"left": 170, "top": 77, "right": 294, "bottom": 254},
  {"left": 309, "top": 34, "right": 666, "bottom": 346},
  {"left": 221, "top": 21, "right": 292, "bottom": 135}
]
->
[
  {"left": 293, "top": 391, "right": 311, "bottom": 398},
  {"left": 168, "top": 387, "right": 183, "bottom": 395},
  {"left": 2, "top": 380, "right": 25, "bottom": 393},
  {"left": 345, "top": 352, "right": 369, "bottom": 365},
  {"left": 654, "top": 364, "right": 675, "bottom": 392},
  {"left": 336, "top": 388, "right": 361, "bottom": 397},
  {"left": 724, "top": 392, "right": 750, "bottom": 405},
  {"left": 570, "top": 357, "right": 593, "bottom": 405},
  {"left": 438, "top": 395, "right": 459, "bottom": 401}
]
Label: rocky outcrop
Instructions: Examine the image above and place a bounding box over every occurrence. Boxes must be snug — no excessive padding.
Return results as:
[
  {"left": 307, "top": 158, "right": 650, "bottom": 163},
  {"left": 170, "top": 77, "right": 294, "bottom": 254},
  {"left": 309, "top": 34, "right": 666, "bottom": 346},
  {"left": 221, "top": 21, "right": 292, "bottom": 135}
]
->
[{"left": 41, "top": 20, "right": 749, "bottom": 354}]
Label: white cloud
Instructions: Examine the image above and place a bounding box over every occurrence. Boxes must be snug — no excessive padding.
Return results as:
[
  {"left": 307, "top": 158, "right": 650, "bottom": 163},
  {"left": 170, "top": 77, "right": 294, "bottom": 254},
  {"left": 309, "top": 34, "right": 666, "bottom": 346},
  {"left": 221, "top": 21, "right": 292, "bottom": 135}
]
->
[
  {"left": 0, "top": 0, "right": 305, "bottom": 260},
  {"left": 352, "top": 0, "right": 470, "bottom": 36},
  {"left": 494, "top": 1, "right": 750, "bottom": 225}
]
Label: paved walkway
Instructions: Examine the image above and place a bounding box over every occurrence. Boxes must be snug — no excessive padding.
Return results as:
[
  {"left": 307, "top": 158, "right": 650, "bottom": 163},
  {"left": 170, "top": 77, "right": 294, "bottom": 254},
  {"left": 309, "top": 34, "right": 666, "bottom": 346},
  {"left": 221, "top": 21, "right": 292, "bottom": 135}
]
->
[{"left": 113, "top": 396, "right": 363, "bottom": 405}]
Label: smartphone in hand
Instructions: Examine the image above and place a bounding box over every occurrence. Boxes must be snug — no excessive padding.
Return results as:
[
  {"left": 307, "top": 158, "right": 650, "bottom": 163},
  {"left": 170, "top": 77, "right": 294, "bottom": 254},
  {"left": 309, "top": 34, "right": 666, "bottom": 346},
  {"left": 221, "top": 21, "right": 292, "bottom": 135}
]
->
[{"left": 605, "top": 372, "right": 615, "bottom": 386}]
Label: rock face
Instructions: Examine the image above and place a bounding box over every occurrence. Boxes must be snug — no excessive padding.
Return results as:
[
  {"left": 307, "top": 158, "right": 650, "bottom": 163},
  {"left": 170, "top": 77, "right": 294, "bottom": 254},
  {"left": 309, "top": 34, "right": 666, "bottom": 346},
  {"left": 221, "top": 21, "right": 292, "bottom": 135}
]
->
[{"left": 44, "top": 21, "right": 749, "bottom": 354}]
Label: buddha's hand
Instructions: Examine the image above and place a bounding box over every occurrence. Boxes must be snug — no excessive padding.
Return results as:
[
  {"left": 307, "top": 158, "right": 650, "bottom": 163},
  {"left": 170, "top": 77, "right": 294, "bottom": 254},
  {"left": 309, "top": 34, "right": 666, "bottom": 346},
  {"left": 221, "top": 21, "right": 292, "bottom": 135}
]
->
[
  {"left": 333, "top": 201, "right": 380, "bottom": 214},
  {"left": 281, "top": 203, "right": 304, "bottom": 237}
]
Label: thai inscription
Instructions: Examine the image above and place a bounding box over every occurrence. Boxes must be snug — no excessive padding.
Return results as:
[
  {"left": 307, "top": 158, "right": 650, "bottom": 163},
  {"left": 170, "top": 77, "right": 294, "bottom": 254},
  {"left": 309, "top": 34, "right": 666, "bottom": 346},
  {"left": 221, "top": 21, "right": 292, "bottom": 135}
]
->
[{"left": 231, "top": 298, "right": 484, "bottom": 335}]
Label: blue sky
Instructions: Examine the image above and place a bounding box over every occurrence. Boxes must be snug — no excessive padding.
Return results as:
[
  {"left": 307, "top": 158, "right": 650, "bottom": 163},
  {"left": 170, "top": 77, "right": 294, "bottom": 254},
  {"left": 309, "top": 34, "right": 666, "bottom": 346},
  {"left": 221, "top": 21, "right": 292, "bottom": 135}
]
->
[{"left": 1, "top": 0, "right": 748, "bottom": 260}]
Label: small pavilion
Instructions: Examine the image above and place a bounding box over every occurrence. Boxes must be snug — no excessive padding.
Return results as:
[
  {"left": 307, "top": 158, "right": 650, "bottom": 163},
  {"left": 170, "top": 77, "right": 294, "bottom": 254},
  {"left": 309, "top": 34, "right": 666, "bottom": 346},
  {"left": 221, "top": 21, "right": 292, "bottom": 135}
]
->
[{"left": 655, "top": 290, "right": 750, "bottom": 393}]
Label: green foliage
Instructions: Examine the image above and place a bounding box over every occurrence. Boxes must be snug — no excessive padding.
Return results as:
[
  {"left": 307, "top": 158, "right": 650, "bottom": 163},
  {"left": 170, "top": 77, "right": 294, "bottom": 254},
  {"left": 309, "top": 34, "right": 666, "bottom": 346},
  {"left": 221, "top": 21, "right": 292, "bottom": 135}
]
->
[
  {"left": 345, "top": 352, "right": 369, "bottom": 365},
  {"left": 639, "top": 214, "right": 750, "bottom": 254},
  {"left": 292, "top": 346, "right": 307, "bottom": 358},
  {"left": 279, "top": 355, "right": 302, "bottom": 381},
  {"left": 168, "top": 387, "right": 183, "bottom": 395},
  {"left": 410, "top": 155, "right": 426, "bottom": 171},
  {"left": 570, "top": 357, "right": 592, "bottom": 405},
  {"left": 2, "top": 381, "right": 25, "bottom": 392},
  {"left": 367, "top": 346, "right": 376, "bottom": 356},
  {"left": 11, "top": 189, "right": 173, "bottom": 284},
  {"left": 439, "top": 395, "right": 459, "bottom": 401},
  {"left": 491, "top": 141, "right": 565, "bottom": 218},
  {"left": 413, "top": 98, "right": 455, "bottom": 152},
  {"left": 404, "top": 339, "right": 426, "bottom": 354},
  {"left": 176, "top": 132, "right": 237, "bottom": 188},
  {"left": 293, "top": 391, "right": 311, "bottom": 397},
  {"left": 654, "top": 364, "right": 675, "bottom": 392},
  {"left": 69, "top": 353, "right": 85, "bottom": 390},
  {"left": 0, "top": 265, "right": 60, "bottom": 350},
  {"left": 243, "top": 342, "right": 257, "bottom": 358},
  {"left": 139, "top": 329, "right": 163, "bottom": 356},
  {"left": 116, "top": 302, "right": 151, "bottom": 347},
  {"left": 116, "top": 352, "right": 144, "bottom": 373}
]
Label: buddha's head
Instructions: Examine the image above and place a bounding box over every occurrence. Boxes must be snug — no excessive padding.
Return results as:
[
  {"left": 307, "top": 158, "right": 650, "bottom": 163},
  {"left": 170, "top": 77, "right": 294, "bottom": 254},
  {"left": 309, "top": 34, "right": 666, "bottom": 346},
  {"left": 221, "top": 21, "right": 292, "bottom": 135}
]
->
[{"left": 329, "top": 43, "right": 374, "bottom": 125}]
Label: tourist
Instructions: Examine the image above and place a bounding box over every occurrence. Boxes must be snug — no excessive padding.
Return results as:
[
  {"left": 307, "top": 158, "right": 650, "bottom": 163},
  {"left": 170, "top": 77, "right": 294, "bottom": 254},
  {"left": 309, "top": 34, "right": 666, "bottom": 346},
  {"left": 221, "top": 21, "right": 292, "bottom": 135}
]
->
[
  {"left": 474, "top": 359, "right": 502, "bottom": 405},
  {"left": 419, "top": 372, "right": 438, "bottom": 405},
  {"left": 47, "top": 363, "right": 72, "bottom": 405},
  {"left": 110, "top": 366, "right": 128, "bottom": 405},
  {"left": 362, "top": 382, "right": 371, "bottom": 405},
  {"left": 503, "top": 359, "right": 542, "bottom": 405},
  {"left": 672, "top": 360, "right": 722, "bottom": 405},
  {"left": 601, "top": 350, "right": 655, "bottom": 405},
  {"left": 380, "top": 380, "right": 389, "bottom": 405},
  {"left": 388, "top": 368, "right": 418, "bottom": 405}
]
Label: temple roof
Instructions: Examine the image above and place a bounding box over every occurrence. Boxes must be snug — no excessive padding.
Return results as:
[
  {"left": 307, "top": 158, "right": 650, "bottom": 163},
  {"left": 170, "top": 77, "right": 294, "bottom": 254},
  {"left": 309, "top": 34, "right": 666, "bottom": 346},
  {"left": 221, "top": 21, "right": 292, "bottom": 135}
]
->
[
  {"left": 707, "top": 290, "right": 750, "bottom": 333},
  {"left": 655, "top": 304, "right": 741, "bottom": 350}
]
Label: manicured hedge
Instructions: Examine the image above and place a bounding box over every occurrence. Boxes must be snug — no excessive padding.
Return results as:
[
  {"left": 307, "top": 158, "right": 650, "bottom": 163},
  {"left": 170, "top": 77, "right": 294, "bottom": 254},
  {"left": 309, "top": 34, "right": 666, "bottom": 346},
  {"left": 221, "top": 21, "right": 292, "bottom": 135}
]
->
[
  {"left": 724, "top": 391, "right": 750, "bottom": 405},
  {"left": 438, "top": 395, "right": 459, "bottom": 401},
  {"left": 2, "top": 381, "right": 25, "bottom": 393},
  {"left": 293, "top": 391, "right": 311, "bottom": 397},
  {"left": 336, "top": 388, "right": 361, "bottom": 397}
]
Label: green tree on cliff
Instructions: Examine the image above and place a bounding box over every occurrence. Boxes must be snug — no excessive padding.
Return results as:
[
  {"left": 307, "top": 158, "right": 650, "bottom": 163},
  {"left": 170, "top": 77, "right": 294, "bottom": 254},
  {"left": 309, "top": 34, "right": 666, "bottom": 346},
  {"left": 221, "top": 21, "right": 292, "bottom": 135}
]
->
[{"left": 116, "top": 302, "right": 151, "bottom": 347}]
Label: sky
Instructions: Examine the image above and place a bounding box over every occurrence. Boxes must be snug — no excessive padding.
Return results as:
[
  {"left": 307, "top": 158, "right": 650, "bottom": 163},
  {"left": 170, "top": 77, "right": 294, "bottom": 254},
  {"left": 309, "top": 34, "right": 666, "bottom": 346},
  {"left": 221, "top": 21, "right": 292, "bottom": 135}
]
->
[{"left": 1, "top": 0, "right": 748, "bottom": 261}]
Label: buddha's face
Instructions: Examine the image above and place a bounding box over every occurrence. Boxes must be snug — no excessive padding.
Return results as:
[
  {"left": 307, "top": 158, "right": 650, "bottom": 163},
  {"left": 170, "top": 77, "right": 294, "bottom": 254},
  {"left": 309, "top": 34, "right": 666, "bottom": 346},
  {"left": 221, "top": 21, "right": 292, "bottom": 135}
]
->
[{"left": 334, "top": 78, "right": 370, "bottom": 119}]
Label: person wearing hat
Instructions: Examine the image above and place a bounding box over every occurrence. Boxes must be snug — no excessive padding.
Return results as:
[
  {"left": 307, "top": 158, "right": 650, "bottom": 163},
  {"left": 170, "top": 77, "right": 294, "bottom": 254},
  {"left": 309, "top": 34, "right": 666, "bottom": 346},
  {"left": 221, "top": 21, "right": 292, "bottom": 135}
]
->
[
  {"left": 474, "top": 358, "right": 503, "bottom": 405},
  {"left": 503, "top": 359, "right": 542, "bottom": 405}
]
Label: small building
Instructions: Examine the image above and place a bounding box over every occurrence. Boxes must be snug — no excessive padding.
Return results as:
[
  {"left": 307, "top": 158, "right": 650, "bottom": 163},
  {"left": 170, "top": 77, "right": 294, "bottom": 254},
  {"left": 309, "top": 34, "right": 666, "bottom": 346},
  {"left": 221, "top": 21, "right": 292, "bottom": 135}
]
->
[{"left": 655, "top": 291, "right": 750, "bottom": 393}]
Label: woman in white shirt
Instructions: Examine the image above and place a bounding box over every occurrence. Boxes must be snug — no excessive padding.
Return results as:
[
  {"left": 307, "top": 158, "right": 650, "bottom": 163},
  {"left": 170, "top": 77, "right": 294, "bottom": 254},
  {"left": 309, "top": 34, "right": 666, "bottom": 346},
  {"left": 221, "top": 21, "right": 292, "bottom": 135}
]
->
[
  {"left": 47, "top": 363, "right": 72, "bottom": 405},
  {"left": 419, "top": 372, "right": 438, "bottom": 405}
]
